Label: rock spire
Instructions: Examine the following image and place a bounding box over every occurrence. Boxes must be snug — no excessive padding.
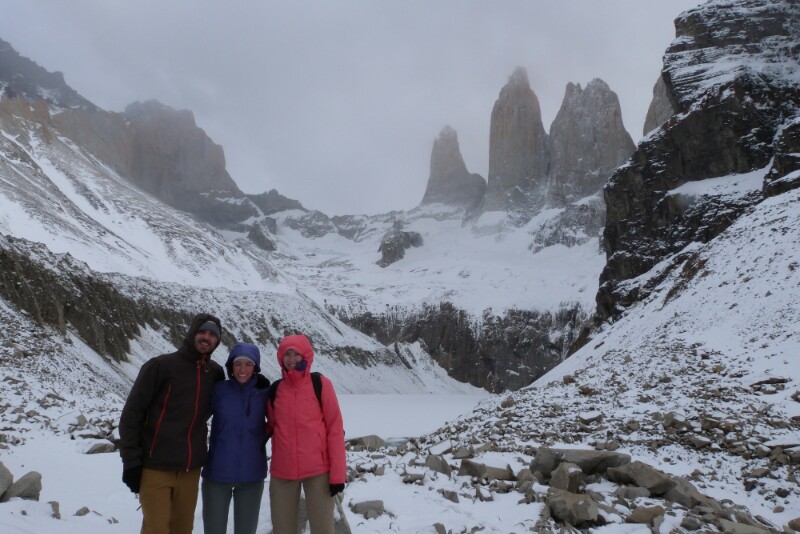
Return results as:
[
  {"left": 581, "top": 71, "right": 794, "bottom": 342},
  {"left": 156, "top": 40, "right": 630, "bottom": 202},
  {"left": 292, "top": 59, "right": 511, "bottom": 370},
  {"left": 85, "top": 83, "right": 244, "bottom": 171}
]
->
[
  {"left": 547, "top": 79, "right": 635, "bottom": 205},
  {"left": 485, "top": 67, "right": 549, "bottom": 211},
  {"left": 420, "top": 126, "right": 485, "bottom": 208}
]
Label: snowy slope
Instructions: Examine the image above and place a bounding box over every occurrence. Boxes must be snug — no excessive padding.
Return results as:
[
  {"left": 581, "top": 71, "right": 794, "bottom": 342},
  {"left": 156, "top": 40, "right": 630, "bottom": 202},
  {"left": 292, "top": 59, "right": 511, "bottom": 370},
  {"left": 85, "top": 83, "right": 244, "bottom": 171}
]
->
[
  {"left": 0, "top": 111, "right": 279, "bottom": 288},
  {"left": 2, "top": 188, "right": 797, "bottom": 533},
  {"left": 254, "top": 203, "right": 603, "bottom": 317}
]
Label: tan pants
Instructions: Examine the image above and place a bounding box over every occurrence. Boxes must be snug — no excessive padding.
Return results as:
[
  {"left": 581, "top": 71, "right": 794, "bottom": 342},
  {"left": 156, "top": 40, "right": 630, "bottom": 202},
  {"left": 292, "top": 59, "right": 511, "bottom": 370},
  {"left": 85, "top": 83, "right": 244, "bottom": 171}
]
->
[
  {"left": 270, "top": 473, "right": 333, "bottom": 534},
  {"left": 139, "top": 468, "right": 201, "bottom": 534}
]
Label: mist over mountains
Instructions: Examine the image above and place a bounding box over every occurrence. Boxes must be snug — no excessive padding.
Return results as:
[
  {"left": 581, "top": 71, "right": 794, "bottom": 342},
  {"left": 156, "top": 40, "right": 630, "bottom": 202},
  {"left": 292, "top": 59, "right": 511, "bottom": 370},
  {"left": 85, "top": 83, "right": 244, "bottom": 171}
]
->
[{"left": 1, "top": 0, "right": 800, "bottom": 530}]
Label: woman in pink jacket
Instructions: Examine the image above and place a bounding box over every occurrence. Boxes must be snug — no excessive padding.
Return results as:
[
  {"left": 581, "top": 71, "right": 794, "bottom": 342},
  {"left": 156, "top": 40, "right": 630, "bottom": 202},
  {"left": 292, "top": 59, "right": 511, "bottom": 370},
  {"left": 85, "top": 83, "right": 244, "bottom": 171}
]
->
[{"left": 267, "top": 334, "right": 346, "bottom": 534}]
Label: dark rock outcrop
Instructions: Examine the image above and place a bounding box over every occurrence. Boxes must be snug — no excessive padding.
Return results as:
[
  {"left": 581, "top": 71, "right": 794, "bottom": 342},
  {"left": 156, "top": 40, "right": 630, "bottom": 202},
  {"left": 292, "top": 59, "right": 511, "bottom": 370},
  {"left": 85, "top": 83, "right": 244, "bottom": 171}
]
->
[
  {"left": 420, "top": 126, "right": 485, "bottom": 208},
  {"left": 643, "top": 75, "right": 676, "bottom": 136},
  {"left": 337, "top": 301, "right": 590, "bottom": 392},
  {"left": 284, "top": 210, "right": 337, "bottom": 238},
  {"left": 0, "top": 37, "right": 94, "bottom": 110},
  {"left": 598, "top": 0, "right": 800, "bottom": 320},
  {"left": 547, "top": 79, "right": 635, "bottom": 206},
  {"left": 763, "top": 118, "right": 800, "bottom": 197},
  {"left": 376, "top": 222, "right": 423, "bottom": 267},
  {"left": 485, "top": 67, "right": 549, "bottom": 212},
  {"left": 528, "top": 194, "right": 605, "bottom": 254},
  {"left": 0, "top": 234, "right": 184, "bottom": 362},
  {"left": 123, "top": 100, "right": 258, "bottom": 226},
  {"left": 247, "top": 224, "right": 277, "bottom": 251},
  {"left": 248, "top": 189, "right": 305, "bottom": 216}
]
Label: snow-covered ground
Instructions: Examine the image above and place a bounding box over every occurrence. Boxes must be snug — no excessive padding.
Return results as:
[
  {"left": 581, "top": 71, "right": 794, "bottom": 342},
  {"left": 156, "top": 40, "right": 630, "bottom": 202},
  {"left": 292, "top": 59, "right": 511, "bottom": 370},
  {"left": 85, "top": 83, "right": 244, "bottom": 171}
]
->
[{"left": 0, "top": 394, "right": 487, "bottom": 534}]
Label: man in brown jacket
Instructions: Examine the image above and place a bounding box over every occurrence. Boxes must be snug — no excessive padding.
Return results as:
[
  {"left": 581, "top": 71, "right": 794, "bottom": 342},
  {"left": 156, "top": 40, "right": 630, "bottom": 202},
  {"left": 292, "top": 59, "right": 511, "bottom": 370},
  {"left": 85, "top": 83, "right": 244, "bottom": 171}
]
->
[{"left": 119, "top": 313, "right": 225, "bottom": 534}]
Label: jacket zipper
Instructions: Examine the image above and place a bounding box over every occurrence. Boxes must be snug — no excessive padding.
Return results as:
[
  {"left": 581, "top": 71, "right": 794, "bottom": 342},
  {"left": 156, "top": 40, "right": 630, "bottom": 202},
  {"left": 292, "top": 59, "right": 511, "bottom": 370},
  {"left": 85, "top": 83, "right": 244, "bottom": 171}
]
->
[
  {"left": 149, "top": 384, "right": 171, "bottom": 457},
  {"left": 186, "top": 360, "right": 202, "bottom": 471}
]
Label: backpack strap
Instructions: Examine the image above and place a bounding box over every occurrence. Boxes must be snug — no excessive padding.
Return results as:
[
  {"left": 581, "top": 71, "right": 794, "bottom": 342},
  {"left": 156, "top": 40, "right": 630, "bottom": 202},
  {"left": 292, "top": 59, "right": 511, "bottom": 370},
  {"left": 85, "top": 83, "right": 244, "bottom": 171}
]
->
[
  {"left": 311, "top": 372, "right": 323, "bottom": 407},
  {"left": 268, "top": 373, "right": 323, "bottom": 408},
  {"left": 268, "top": 378, "right": 282, "bottom": 408}
]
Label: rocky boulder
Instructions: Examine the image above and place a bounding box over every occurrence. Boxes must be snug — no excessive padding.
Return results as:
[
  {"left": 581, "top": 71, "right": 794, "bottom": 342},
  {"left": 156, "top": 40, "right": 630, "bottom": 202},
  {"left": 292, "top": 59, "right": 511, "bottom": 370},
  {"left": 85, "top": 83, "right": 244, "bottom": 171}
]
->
[
  {"left": 376, "top": 222, "right": 423, "bottom": 267},
  {"left": 0, "top": 471, "right": 42, "bottom": 502},
  {"left": 420, "top": 126, "right": 486, "bottom": 209}
]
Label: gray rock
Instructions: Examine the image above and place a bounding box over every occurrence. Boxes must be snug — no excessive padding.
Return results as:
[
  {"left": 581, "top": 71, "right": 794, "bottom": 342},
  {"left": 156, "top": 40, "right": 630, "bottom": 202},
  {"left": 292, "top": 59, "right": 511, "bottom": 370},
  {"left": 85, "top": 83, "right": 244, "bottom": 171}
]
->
[
  {"left": 614, "top": 486, "right": 650, "bottom": 501},
  {"left": 663, "top": 476, "right": 708, "bottom": 508},
  {"left": 547, "top": 488, "right": 598, "bottom": 526},
  {"left": 1, "top": 471, "right": 42, "bottom": 502},
  {"left": 607, "top": 461, "right": 675, "bottom": 495},
  {"left": 438, "top": 489, "right": 459, "bottom": 503},
  {"left": 349, "top": 500, "right": 384, "bottom": 519},
  {"left": 48, "top": 500, "right": 60, "bottom": 519},
  {"left": 0, "top": 461, "right": 13, "bottom": 499},
  {"left": 74, "top": 506, "right": 90, "bottom": 516},
  {"left": 681, "top": 515, "right": 702, "bottom": 530},
  {"left": 626, "top": 505, "right": 664, "bottom": 525},
  {"left": 532, "top": 447, "right": 631, "bottom": 478},
  {"left": 717, "top": 518, "right": 772, "bottom": 534},
  {"left": 530, "top": 446, "right": 560, "bottom": 478},
  {"left": 85, "top": 440, "right": 115, "bottom": 454},
  {"left": 425, "top": 454, "right": 452, "bottom": 476},
  {"left": 550, "top": 462, "right": 583, "bottom": 493},
  {"left": 457, "top": 459, "right": 488, "bottom": 478},
  {"left": 433, "top": 523, "right": 447, "bottom": 534}
]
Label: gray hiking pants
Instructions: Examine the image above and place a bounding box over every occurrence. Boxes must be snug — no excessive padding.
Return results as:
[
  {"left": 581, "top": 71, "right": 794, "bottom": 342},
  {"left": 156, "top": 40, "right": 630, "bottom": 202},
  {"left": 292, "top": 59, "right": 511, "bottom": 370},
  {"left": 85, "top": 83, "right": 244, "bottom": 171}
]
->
[{"left": 201, "top": 478, "right": 264, "bottom": 534}]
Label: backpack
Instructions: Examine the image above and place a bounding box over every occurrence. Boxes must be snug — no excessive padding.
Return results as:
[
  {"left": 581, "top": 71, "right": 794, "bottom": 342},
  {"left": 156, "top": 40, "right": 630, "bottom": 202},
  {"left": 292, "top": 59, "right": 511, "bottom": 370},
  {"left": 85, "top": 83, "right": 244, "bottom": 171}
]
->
[{"left": 268, "top": 372, "right": 323, "bottom": 408}]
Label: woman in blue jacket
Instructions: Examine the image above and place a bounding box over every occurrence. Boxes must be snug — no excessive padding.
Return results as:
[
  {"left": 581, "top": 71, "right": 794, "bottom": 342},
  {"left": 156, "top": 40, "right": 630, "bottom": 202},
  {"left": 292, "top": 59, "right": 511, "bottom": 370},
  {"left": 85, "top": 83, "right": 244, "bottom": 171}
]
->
[{"left": 202, "top": 342, "right": 270, "bottom": 534}]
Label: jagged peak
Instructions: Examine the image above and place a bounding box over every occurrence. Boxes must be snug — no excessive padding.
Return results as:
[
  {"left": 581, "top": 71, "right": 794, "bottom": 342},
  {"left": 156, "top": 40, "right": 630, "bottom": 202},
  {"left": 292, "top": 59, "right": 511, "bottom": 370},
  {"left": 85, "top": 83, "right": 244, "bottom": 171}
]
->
[
  {"left": 437, "top": 124, "right": 458, "bottom": 142},
  {"left": 124, "top": 99, "right": 195, "bottom": 124},
  {"left": 0, "top": 36, "right": 94, "bottom": 110},
  {"left": 508, "top": 66, "right": 531, "bottom": 88}
]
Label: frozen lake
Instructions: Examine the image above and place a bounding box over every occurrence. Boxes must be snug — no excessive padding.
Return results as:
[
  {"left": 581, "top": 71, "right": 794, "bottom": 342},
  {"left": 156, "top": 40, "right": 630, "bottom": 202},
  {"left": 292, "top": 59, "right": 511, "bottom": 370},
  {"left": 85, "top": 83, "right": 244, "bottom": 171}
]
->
[{"left": 338, "top": 393, "right": 491, "bottom": 440}]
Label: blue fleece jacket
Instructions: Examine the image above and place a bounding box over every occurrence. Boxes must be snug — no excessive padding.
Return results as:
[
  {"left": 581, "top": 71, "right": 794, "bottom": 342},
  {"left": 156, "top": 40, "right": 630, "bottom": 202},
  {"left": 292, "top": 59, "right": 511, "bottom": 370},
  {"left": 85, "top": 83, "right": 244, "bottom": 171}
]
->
[{"left": 202, "top": 343, "right": 270, "bottom": 483}]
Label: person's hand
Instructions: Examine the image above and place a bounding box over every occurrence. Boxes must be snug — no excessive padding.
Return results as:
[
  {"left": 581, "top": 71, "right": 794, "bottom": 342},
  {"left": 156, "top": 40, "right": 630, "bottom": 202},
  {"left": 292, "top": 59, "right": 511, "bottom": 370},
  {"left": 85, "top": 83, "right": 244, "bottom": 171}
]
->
[
  {"left": 329, "top": 483, "right": 345, "bottom": 497},
  {"left": 122, "top": 466, "right": 143, "bottom": 494}
]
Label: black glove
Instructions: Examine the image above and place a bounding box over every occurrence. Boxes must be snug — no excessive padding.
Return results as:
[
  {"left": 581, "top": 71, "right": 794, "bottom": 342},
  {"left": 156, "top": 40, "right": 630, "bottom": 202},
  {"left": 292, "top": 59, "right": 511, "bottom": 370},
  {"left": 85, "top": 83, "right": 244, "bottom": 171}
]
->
[
  {"left": 329, "top": 483, "right": 345, "bottom": 497},
  {"left": 122, "top": 466, "right": 143, "bottom": 494}
]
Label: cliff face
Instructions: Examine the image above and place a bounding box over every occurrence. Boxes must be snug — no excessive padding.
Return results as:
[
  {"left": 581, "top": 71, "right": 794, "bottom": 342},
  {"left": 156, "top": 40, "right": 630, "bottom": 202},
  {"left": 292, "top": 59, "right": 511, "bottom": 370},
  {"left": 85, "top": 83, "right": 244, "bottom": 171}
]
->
[
  {"left": 338, "top": 302, "right": 588, "bottom": 392},
  {"left": 49, "top": 100, "right": 258, "bottom": 228},
  {"left": 598, "top": 0, "right": 800, "bottom": 320},
  {"left": 642, "top": 75, "right": 675, "bottom": 136},
  {"left": 484, "top": 67, "right": 549, "bottom": 212},
  {"left": 420, "top": 126, "right": 486, "bottom": 209},
  {"left": 547, "top": 79, "right": 635, "bottom": 206}
]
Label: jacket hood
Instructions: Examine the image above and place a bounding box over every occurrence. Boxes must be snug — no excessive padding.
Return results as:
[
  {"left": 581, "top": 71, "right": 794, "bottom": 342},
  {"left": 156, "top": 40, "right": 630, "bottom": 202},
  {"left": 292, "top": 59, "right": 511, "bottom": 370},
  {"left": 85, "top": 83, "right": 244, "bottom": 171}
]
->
[
  {"left": 276, "top": 334, "right": 314, "bottom": 373},
  {"left": 183, "top": 313, "right": 222, "bottom": 357},
  {"left": 225, "top": 342, "right": 262, "bottom": 378}
]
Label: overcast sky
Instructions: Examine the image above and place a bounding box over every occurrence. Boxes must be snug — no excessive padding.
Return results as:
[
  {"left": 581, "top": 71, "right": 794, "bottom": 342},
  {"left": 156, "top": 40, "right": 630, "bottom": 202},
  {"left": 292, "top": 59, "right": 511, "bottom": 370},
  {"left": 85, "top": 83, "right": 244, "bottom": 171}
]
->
[{"left": 1, "top": 1, "right": 701, "bottom": 216}]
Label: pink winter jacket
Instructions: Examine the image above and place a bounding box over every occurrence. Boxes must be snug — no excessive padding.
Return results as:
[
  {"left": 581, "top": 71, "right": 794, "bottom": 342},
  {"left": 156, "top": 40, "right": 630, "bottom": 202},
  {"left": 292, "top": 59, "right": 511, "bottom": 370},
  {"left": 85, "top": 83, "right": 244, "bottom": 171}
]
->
[{"left": 266, "top": 335, "right": 346, "bottom": 484}]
